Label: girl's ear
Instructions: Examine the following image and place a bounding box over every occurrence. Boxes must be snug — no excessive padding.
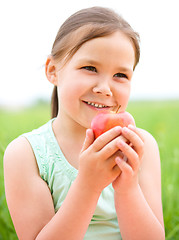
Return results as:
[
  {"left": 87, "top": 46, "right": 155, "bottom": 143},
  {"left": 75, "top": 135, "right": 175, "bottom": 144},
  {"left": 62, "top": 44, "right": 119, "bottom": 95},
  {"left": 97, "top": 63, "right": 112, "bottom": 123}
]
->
[{"left": 45, "top": 56, "right": 58, "bottom": 86}]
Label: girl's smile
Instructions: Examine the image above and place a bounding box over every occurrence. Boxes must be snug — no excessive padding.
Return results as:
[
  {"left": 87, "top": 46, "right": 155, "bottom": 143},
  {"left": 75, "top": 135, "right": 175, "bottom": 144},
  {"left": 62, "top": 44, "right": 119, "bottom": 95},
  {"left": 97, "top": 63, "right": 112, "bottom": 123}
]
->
[
  {"left": 83, "top": 101, "right": 112, "bottom": 109},
  {"left": 82, "top": 100, "right": 114, "bottom": 112}
]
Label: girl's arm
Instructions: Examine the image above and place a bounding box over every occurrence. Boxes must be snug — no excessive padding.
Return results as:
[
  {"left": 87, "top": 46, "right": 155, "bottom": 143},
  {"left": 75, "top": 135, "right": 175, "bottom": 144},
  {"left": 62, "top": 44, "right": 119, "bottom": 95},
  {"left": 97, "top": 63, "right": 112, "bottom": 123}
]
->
[
  {"left": 4, "top": 137, "right": 55, "bottom": 239},
  {"left": 4, "top": 137, "right": 100, "bottom": 240},
  {"left": 4, "top": 126, "right": 122, "bottom": 240},
  {"left": 112, "top": 126, "right": 165, "bottom": 240}
]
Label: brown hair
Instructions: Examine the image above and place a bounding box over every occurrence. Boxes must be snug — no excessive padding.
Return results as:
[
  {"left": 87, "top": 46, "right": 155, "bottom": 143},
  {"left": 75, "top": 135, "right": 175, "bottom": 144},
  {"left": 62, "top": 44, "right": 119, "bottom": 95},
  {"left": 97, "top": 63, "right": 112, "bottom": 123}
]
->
[{"left": 50, "top": 6, "right": 140, "bottom": 118}]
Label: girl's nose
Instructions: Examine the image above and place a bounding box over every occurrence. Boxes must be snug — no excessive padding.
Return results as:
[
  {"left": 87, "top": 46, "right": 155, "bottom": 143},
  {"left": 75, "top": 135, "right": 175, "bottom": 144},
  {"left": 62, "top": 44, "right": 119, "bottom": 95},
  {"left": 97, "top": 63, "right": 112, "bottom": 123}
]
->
[{"left": 92, "top": 80, "right": 113, "bottom": 97}]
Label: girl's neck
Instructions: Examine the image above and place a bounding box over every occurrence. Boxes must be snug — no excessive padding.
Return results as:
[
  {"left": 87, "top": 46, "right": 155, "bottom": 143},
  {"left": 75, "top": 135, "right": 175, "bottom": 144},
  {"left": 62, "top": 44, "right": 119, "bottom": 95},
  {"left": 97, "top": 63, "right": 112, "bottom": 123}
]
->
[
  {"left": 54, "top": 113, "right": 87, "bottom": 146},
  {"left": 52, "top": 114, "right": 87, "bottom": 169},
  {"left": 53, "top": 114, "right": 86, "bottom": 142}
]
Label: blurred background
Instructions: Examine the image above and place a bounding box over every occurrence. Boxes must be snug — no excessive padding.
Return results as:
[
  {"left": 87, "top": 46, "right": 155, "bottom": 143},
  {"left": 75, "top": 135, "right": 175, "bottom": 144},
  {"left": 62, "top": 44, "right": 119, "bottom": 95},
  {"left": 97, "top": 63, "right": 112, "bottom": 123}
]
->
[{"left": 0, "top": 0, "right": 179, "bottom": 239}]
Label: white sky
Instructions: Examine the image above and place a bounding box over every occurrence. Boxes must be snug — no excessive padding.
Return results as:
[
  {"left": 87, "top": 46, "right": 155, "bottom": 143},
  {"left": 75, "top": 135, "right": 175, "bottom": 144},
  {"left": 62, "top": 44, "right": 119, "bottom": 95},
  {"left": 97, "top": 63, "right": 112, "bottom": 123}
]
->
[{"left": 0, "top": 0, "right": 179, "bottom": 107}]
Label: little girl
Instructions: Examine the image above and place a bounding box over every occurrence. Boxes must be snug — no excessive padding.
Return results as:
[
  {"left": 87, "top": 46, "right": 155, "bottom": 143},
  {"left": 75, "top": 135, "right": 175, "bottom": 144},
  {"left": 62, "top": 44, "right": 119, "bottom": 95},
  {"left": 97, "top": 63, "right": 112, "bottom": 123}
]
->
[{"left": 4, "top": 6, "right": 165, "bottom": 240}]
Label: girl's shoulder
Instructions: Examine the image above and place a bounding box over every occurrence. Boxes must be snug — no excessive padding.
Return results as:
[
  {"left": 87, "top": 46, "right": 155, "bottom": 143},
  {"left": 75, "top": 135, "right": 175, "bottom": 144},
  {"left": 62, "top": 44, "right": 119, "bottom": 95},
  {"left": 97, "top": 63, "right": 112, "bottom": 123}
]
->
[
  {"left": 4, "top": 119, "right": 52, "bottom": 160},
  {"left": 4, "top": 135, "right": 39, "bottom": 178},
  {"left": 137, "top": 127, "right": 159, "bottom": 158},
  {"left": 138, "top": 127, "right": 158, "bottom": 144},
  {"left": 137, "top": 127, "right": 160, "bottom": 167},
  {"left": 4, "top": 119, "right": 54, "bottom": 181}
]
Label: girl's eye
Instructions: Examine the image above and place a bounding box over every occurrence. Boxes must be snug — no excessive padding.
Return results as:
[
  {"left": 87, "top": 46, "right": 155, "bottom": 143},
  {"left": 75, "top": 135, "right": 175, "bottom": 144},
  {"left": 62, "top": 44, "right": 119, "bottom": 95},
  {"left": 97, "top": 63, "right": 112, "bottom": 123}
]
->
[
  {"left": 81, "top": 66, "right": 97, "bottom": 72},
  {"left": 113, "top": 73, "right": 128, "bottom": 79}
]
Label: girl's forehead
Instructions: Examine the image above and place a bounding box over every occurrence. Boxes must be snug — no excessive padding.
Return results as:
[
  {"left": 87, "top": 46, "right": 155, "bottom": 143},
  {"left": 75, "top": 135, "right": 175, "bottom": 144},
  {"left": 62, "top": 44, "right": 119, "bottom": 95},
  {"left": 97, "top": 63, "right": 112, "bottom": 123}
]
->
[
  {"left": 70, "top": 31, "right": 135, "bottom": 69},
  {"left": 75, "top": 32, "right": 133, "bottom": 55}
]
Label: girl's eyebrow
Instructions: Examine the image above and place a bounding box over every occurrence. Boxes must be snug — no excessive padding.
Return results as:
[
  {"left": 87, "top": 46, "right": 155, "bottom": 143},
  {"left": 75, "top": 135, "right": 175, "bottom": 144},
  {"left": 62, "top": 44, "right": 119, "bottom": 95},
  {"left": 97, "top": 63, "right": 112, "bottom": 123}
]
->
[
  {"left": 116, "top": 66, "right": 133, "bottom": 74},
  {"left": 76, "top": 58, "right": 101, "bottom": 66}
]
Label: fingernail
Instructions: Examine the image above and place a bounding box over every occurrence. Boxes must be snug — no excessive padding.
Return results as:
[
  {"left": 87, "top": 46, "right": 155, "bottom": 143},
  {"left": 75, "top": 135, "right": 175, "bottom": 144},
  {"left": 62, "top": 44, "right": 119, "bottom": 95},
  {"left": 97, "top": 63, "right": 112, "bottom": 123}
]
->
[
  {"left": 115, "top": 126, "right": 121, "bottom": 132},
  {"left": 118, "top": 140, "right": 124, "bottom": 147},
  {"left": 123, "top": 127, "right": 129, "bottom": 133},
  {"left": 86, "top": 129, "right": 91, "bottom": 134},
  {"left": 115, "top": 156, "right": 122, "bottom": 164},
  {"left": 128, "top": 124, "right": 135, "bottom": 130},
  {"left": 123, "top": 155, "right": 128, "bottom": 162}
]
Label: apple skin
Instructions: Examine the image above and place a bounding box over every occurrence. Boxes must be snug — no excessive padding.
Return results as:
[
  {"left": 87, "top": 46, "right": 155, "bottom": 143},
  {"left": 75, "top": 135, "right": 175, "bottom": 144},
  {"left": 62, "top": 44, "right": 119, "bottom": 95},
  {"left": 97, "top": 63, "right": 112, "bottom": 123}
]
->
[{"left": 91, "top": 111, "right": 135, "bottom": 139}]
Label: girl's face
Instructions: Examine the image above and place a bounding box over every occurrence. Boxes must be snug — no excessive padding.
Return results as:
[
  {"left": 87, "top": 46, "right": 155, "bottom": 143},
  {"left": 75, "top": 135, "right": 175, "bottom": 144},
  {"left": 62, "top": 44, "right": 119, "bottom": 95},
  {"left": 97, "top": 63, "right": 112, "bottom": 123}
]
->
[{"left": 55, "top": 31, "right": 135, "bottom": 129}]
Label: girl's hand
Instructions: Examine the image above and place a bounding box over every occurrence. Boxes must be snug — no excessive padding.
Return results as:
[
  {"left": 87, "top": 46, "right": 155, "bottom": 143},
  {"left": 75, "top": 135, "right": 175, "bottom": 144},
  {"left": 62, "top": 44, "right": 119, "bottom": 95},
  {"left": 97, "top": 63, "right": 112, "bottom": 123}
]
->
[
  {"left": 112, "top": 125, "right": 144, "bottom": 194},
  {"left": 78, "top": 126, "right": 124, "bottom": 194}
]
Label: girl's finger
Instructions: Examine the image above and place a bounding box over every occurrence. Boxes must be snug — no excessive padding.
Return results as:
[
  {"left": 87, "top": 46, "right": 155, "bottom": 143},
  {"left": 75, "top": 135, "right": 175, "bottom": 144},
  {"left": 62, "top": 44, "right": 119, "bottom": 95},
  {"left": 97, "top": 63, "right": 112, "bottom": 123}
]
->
[
  {"left": 107, "top": 150, "right": 124, "bottom": 169},
  {"left": 112, "top": 162, "right": 122, "bottom": 176},
  {"left": 121, "top": 127, "right": 144, "bottom": 160},
  {"left": 81, "top": 129, "right": 94, "bottom": 152},
  {"left": 117, "top": 140, "right": 139, "bottom": 172},
  {"left": 98, "top": 134, "right": 129, "bottom": 160},
  {"left": 128, "top": 125, "right": 145, "bottom": 142},
  {"left": 115, "top": 156, "right": 132, "bottom": 174},
  {"left": 92, "top": 126, "right": 122, "bottom": 152}
]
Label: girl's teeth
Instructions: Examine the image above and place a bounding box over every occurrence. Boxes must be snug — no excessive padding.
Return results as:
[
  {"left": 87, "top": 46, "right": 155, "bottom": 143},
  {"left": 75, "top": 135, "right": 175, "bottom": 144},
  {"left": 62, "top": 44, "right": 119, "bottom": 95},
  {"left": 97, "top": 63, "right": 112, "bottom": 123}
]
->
[{"left": 87, "top": 102, "right": 107, "bottom": 108}]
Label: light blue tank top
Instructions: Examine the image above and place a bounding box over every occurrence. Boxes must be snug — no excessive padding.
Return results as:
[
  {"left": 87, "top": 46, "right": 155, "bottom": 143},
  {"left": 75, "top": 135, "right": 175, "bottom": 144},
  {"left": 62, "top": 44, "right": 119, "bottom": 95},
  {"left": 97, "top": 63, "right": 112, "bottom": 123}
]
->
[{"left": 22, "top": 119, "right": 122, "bottom": 239}]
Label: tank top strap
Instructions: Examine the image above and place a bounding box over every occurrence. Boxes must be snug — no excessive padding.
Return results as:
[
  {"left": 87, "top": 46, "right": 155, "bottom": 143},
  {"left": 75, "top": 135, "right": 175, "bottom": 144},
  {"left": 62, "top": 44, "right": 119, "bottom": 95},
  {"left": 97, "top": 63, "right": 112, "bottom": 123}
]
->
[{"left": 21, "top": 119, "right": 78, "bottom": 184}]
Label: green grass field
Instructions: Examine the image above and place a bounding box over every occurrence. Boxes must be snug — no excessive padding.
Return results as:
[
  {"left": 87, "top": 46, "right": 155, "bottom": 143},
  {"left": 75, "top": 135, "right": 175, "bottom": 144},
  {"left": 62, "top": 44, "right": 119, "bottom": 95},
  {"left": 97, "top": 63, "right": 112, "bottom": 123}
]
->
[{"left": 0, "top": 100, "right": 179, "bottom": 239}]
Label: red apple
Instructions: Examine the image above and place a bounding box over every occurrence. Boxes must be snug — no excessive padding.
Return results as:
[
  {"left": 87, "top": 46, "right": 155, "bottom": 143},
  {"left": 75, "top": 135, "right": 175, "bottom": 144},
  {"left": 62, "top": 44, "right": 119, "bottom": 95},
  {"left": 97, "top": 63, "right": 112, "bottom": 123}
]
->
[{"left": 91, "top": 111, "right": 135, "bottom": 139}]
